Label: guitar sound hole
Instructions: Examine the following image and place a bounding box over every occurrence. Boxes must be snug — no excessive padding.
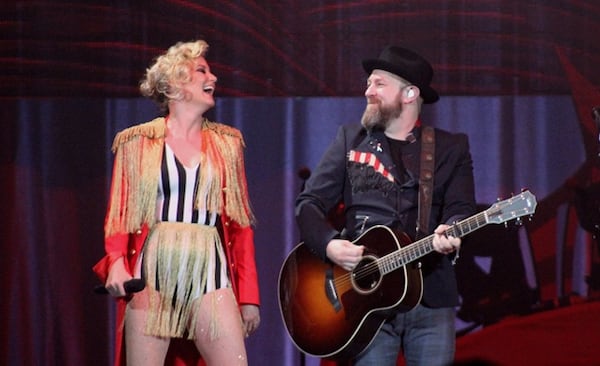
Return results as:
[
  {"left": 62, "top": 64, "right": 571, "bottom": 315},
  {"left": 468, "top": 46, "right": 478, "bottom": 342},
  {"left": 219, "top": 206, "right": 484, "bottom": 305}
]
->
[{"left": 351, "top": 255, "right": 381, "bottom": 294}]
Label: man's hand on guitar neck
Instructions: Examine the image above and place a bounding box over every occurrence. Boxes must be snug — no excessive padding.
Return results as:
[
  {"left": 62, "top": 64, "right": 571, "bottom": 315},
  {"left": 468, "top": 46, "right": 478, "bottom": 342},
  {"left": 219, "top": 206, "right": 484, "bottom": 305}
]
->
[
  {"left": 432, "top": 224, "right": 461, "bottom": 255},
  {"left": 326, "top": 239, "right": 365, "bottom": 271}
]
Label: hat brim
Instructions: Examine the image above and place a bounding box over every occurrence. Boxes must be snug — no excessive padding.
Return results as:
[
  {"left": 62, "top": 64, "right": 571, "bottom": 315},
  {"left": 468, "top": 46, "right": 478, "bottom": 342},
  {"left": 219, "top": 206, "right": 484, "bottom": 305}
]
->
[{"left": 362, "top": 59, "right": 440, "bottom": 104}]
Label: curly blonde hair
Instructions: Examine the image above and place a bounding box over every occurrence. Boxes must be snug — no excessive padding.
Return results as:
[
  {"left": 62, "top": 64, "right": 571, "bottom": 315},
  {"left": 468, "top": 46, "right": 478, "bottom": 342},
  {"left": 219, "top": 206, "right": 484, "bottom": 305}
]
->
[{"left": 140, "top": 40, "right": 209, "bottom": 111}]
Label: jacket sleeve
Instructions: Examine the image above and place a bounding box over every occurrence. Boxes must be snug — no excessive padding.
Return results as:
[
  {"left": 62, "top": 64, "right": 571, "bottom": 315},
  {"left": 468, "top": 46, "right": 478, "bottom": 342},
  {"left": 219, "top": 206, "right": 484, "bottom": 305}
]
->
[
  {"left": 295, "top": 125, "right": 351, "bottom": 260},
  {"left": 92, "top": 143, "right": 148, "bottom": 283},
  {"left": 92, "top": 233, "right": 130, "bottom": 283},
  {"left": 223, "top": 217, "right": 260, "bottom": 306},
  {"left": 439, "top": 133, "right": 477, "bottom": 226},
  {"left": 92, "top": 146, "right": 136, "bottom": 283}
]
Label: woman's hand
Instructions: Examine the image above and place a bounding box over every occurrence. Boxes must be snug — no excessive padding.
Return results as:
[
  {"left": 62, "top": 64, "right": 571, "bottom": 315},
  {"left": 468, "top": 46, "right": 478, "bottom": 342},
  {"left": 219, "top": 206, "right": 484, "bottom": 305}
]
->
[
  {"left": 240, "top": 304, "right": 260, "bottom": 337},
  {"left": 104, "top": 257, "right": 133, "bottom": 297}
]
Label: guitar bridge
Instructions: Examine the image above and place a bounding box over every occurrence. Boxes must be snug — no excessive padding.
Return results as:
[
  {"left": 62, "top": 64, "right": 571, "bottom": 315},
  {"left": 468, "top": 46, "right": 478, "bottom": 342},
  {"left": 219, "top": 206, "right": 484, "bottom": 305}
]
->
[{"left": 325, "top": 268, "right": 342, "bottom": 312}]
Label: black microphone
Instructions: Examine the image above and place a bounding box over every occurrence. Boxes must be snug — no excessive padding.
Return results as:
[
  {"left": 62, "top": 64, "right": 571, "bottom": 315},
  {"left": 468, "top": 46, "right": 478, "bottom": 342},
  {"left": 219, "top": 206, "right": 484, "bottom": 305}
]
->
[
  {"left": 94, "top": 278, "right": 145, "bottom": 295},
  {"left": 298, "top": 167, "right": 311, "bottom": 181},
  {"left": 298, "top": 167, "right": 311, "bottom": 192}
]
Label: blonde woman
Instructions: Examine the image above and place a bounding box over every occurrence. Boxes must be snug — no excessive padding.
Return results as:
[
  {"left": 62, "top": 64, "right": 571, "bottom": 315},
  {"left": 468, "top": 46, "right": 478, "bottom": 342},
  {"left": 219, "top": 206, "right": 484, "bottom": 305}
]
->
[{"left": 94, "top": 40, "right": 260, "bottom": 366}]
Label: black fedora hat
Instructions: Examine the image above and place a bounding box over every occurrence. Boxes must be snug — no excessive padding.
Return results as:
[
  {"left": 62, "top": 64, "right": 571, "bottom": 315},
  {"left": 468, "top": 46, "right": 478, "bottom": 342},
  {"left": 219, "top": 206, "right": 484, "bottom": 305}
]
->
[{"left": 362, "top": 46, "right": 439, "bottom": 104}]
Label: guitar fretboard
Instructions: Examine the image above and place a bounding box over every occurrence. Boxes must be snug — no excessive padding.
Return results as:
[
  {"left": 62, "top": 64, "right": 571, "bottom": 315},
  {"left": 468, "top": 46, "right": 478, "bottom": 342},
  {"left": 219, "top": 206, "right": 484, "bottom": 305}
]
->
[{"left": 378, "top": 210, "right": 490, "bottom": 274}]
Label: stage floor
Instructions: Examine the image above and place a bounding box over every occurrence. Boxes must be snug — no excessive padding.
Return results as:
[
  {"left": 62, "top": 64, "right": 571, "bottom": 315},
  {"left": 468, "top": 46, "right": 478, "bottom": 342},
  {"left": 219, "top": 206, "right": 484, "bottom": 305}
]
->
[{"left": 455, "top": 299, "right": 600, "bottom": 365}]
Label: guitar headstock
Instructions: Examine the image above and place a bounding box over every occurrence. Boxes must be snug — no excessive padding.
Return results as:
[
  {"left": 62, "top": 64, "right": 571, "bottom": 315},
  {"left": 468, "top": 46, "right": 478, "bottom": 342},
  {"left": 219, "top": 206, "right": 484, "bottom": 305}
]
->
[{"left": 485, "top": 190, "right": 537, "bottom": 225}]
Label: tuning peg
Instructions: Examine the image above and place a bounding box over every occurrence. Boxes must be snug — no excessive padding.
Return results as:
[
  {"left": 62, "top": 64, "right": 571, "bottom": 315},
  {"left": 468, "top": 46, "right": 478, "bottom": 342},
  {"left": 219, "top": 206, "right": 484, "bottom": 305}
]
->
[{"left": 515, "top": 217, "right": 523, "bottom": 226}]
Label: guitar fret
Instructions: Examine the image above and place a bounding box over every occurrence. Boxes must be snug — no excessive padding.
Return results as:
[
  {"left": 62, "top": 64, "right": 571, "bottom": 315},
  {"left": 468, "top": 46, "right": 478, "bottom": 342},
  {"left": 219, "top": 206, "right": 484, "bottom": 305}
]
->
[
  {"left": 454, "top": 212, "right": 486, "bottom": 238},
  {"left": 467, "top": 220, "right": 474, "bottom": 232},
  {"left": 384, "top": 258, "right": 393, "bottom": 273},
  {"left": 450, "top": 226, "right": 459, "bottom": 237}
]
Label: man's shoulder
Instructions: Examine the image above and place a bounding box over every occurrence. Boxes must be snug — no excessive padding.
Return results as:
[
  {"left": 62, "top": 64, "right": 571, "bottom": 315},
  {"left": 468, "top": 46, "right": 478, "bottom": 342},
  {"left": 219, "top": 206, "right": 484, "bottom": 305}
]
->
[
  {"left": 430, "top": 126, "right": 462, "bottom": 136},
  {"left": 339, "top": 122, "right": 364, "bottom": 133},
  {"left": 427, "top": 127, "right": 470, "bottom": 157},
  {"left": 431, "top": 126, "right": 469, "bottom": 144},
  {"left": 338, "top": 123, "right": 368, "bottom": 140}
]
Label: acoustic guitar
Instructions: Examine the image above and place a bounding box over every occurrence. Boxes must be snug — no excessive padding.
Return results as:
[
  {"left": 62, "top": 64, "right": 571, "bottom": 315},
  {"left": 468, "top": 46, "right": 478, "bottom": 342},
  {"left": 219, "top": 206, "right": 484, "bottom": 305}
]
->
[{"left": 278, "top": 191, "right": 537, "bottom": 360}]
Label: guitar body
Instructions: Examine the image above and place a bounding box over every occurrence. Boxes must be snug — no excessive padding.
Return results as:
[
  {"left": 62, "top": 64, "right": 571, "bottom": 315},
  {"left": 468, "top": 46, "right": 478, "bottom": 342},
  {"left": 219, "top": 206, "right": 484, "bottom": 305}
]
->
[{"left": 278, "top": 225, "right": 423, "bottom": 360}]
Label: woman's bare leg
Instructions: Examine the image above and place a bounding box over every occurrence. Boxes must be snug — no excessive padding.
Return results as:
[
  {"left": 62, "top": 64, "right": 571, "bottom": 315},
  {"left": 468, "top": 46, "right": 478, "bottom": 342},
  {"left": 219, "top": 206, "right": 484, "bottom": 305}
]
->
[
  {"left": 125, "top": 289, "right": 171, "bottom": 366},
  {"left": 193, "top": 288, "right": 248, "bottom": 366}
]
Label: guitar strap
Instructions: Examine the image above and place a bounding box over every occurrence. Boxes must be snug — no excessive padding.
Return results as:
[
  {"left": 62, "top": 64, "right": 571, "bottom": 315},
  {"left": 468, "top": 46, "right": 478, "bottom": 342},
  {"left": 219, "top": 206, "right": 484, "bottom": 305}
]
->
[{"left": 416, "top": 126, "right": 435, "bottom": 240}]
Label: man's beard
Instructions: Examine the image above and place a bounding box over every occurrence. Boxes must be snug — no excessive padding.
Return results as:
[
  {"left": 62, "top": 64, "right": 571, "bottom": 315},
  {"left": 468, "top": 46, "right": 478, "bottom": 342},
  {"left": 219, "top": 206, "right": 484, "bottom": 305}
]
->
[{"left": 360, "top": 98, "right": 402, "bottom": 131}]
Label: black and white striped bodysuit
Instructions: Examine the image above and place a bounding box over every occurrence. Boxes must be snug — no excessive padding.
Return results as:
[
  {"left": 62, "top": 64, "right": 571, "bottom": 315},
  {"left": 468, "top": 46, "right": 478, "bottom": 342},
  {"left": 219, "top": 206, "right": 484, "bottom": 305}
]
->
[
  {"left": 158, "top": 144, "right": 218, "bottom": 226},
  {"left": 152, "top": 143, "right": 229, "bottom": 292},
  {"left": 141, "top": 143, "right": 230, "bottom": 338}
]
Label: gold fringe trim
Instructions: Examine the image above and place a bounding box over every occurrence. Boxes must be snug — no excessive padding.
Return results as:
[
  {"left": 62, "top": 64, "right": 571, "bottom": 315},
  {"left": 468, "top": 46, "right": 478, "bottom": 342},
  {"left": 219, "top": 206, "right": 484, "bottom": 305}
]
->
[
  {"left": 104, "top": 118, "right": 254, "bottom": 238},
  {"left": 142, "top": 222, "right": 222, "bottom": 339},
  {"left": 198, "top": 120, "right": 255, "bottom": 227},
  {"left": 104, "top": 118, "right": 165, "bottom": 237},
  {"left": 110, "top": 119, "right": 167, "bottom": 153}
]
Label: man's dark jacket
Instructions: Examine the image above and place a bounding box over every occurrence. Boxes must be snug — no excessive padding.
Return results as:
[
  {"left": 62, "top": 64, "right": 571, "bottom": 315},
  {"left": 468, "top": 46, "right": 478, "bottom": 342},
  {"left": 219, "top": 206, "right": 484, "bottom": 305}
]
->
[{"left": 296, "top": 123, "right": 476, "bottom": 307}]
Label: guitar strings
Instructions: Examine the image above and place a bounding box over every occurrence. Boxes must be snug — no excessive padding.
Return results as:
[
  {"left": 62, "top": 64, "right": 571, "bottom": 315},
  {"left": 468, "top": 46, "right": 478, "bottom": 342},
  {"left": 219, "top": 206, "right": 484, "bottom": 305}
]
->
[{"left": 331, "top": 213, "right": 486, "bottom": 289}]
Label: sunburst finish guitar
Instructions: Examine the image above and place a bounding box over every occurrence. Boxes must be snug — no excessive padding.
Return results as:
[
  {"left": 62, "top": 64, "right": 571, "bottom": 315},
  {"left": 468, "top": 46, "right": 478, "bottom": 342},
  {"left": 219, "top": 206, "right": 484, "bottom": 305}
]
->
[{"left": 278, "top": 191, "right": 537, "bottom": 360}]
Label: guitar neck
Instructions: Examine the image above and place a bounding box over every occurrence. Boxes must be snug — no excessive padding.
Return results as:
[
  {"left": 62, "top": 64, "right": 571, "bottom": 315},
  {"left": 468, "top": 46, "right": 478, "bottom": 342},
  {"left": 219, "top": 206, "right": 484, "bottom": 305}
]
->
[{"left": 380, "top": 211, "right": 488, "bottom": 274}]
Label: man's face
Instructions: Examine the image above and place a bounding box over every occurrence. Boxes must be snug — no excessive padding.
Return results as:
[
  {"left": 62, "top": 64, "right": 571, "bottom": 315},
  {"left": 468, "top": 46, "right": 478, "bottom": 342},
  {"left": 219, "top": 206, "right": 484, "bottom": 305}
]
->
[{"left": 360, "top": 70, "right": 406, "bottom": 130}]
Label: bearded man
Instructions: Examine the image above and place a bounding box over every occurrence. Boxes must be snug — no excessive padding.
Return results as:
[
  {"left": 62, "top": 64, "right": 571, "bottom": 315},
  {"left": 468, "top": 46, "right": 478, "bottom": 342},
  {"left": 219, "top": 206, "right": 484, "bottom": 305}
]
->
[{"left": 295, "top": 46, "right": 477, "bottom": 366}]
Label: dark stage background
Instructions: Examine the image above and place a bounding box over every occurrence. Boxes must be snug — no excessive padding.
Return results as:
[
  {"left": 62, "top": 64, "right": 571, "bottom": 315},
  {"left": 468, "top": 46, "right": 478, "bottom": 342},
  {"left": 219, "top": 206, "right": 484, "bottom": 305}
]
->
[{"left": 2, "top": 1, "right": 600, "bottom": 365}]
